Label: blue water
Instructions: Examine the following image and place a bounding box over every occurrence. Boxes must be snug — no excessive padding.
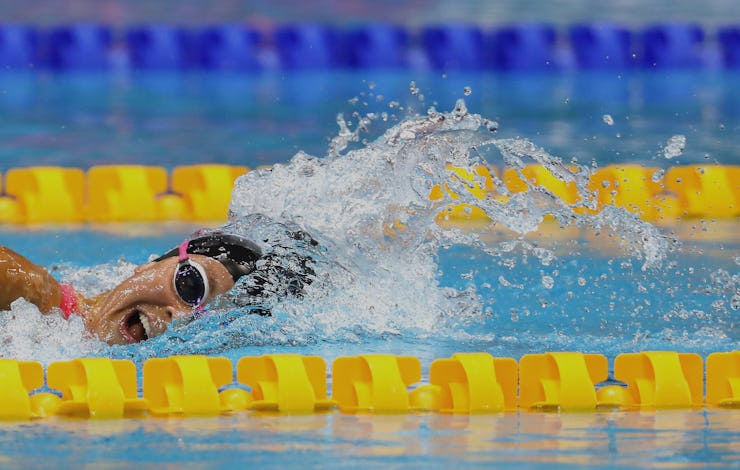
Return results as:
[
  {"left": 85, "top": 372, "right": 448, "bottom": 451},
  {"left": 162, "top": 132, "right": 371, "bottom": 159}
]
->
[
  {"left": 0, "top": 222, "right": 736, "bottom": 366},
  {"left": 0, "top": 71, "right": 738, "bottom": 171},
  {"left": 0, "top": 410, "right": 736, "bottom": 468},
  {"left": 0, "top": 71, "right": 737, "bottom": 467}
]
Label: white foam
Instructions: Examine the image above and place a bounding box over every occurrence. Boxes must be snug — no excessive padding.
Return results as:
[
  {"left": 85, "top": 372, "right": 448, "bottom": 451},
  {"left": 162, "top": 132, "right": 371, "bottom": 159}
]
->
[{"left": 0, "top": 299, "right": 102, "bottom": 363}]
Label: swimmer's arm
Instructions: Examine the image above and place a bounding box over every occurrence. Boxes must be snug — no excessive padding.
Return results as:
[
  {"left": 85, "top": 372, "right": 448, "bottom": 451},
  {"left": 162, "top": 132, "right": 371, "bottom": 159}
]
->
[{"left": 0, "top": 246, "right": 61, "bottom": 312}]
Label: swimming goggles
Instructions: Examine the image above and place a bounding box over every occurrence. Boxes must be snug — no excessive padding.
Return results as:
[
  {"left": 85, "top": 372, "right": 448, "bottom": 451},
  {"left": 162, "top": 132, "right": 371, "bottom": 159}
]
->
[{"left": 173, "top": 241, "right": 210, "bottom": 308}]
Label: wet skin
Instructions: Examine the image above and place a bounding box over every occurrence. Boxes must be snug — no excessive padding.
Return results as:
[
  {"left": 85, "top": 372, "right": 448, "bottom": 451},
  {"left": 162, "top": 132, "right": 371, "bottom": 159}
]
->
[
  {"left": 0, "top": 247, "right": 235, "bottom": 345},
  {"left": 85, "top": 255, "right": 235, "bottom": 344}
]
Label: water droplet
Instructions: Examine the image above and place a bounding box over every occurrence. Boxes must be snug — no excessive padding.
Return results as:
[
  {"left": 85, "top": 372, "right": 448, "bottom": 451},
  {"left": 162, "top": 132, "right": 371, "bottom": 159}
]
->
[
  {"left": 663, "top": 134, "right": 686, "bottom": 159},
  {"left": 602, "top": 114, "right": 614, "bottom": 126},
  {"left": 452, "top": 99, "right": 468, "bottom": 120},
  {"left": 463, "top": 86, "right": 472, "bottom": 96},
  {"left": 368, "top": 82, "right": 376, "bottom": 90},
  {"left": 409, "top": 81, "right": 419, "bottom": 96},
  {"left": 651, "top": 169, "right": 665, "bottom": 183},
  {"left": 484, "top": 119, "right": 499, "bottom": 132},
  {"left": 510, "top": 309, "right": 520, "bottom": 322},
  {"left": 578, "top": 277, "right": 586, "bottom": 286},
  {"left": 542, "top": 276, "right": 554, "bottom": 289},
  {"left": 731, "top": 294, "right": 739, "bottom": 311}
]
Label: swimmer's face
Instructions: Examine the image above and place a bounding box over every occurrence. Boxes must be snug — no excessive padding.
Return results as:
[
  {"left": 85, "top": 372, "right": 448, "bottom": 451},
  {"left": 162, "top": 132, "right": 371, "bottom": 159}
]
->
[{"left": 85, "top": 255, "right": 235, "bottom": 345}]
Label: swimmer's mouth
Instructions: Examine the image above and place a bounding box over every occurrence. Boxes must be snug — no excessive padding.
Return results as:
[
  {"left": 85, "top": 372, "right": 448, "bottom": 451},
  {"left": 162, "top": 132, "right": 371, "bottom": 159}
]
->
[{"left": 121, "top": 310, "right": 152, "bottom": 343}]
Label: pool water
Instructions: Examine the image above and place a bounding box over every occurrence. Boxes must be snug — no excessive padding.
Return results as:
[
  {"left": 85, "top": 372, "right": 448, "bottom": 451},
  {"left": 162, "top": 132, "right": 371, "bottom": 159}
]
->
[
  {"left": 0, "top": 70, "right": 737, "bottom": 467},
  {"left": 0, "top": 410, "right": 736, "bottom": 467},
  {"left": 0, "top": 70, "right": 738, "bottom": 171},
  {"left": 0, "top": 224, "right": 736, "bottom": 365}
]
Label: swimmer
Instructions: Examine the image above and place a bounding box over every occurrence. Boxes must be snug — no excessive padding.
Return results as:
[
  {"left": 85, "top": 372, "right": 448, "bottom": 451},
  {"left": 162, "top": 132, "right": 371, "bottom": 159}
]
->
[{"left": 0, "top": 229, "right": 315, "bottom": 345}]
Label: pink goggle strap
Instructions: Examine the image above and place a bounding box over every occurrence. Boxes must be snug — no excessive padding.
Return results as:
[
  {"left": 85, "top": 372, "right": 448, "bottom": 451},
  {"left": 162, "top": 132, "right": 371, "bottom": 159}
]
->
[{"left": 178, "top": 240, "right": 190, "bottom": 262}]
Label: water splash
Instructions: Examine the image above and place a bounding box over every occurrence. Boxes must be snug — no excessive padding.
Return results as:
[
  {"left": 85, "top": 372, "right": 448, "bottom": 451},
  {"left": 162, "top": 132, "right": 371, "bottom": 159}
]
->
[
  {"left": 0, "top": 299, "right": 101, "bottom": 362},
  {"left": 663, "top": 134, "right": 686, "bottom": 159},
  {"left": 2, "top": 96, "right": 735, "bottom": 363},
  {"left": 122, "top": 97, "right": 724, "bottom": 355},
  {"left": 214, "top": 98, "right": 682, "bottom": 350}
]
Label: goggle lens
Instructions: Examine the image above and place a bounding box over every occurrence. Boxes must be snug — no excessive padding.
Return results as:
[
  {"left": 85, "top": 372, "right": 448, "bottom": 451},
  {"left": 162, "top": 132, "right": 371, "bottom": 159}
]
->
[{"left": 174, "top": 261, "right": 208, "bottom": 306}]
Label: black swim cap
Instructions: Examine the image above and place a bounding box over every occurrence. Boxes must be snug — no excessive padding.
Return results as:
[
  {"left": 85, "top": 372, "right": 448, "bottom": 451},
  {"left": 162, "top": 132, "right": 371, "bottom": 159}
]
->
[{"left": 154, "top": 233, "right": 262, "bottom": 282}]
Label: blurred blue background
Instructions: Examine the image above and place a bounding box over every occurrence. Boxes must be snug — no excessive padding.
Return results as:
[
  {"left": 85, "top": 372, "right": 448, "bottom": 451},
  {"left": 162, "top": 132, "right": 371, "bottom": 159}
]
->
[
  {"left": 0, "top": 0, "right": 737, "bottom": 26},
  {"left": 0, "top": 1, "right": 737, "bottom": 170}
]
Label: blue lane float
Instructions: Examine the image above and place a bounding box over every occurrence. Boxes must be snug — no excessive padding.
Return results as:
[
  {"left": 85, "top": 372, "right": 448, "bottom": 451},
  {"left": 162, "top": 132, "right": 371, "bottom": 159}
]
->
[
  {"left": 0, "top": 22, "right": 738, "bottom": 72},
  {"left": 569, "top": 23, "right": 633, "bottom": 69},
  {"left": 0, "top": 25, "right": 39, "bottom": 70},
  {"left": 126, "top": 24, "right": 194, "bottom": 70},
  {"left": 421, "top": 24, "right": 485, "bottom": 71},
  {"left": 274, "top": 23, "right": 341, "bottom": 69},
  {"left": 198, "top": 24, "right": 262, "bottom": 71},
  {"left": 718, "top": 25, "right": 740, "bottom": 68},
  {"left": 641, "top": 22, "right": 706, "bottom": 68},
  {"left": 46, "top": 23, "right": 112, "bottom": 71},
  {"left": 345, "top": 23, "right": 408, "bottom": 69},
  {"left": 488, "top": 23, "right": 560, "bottom": 70}
]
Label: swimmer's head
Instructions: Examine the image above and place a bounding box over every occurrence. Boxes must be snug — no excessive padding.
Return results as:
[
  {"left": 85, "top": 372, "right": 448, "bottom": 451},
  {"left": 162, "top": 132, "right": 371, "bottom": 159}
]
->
[{"left": 85, "top": 233, "right": 261, "bottom": 345}]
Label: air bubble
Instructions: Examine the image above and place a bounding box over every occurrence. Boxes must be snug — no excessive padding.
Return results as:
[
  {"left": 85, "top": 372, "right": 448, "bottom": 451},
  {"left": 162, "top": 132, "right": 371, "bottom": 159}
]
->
[
  {"left": 602, "top": 114, "right": 614, "bottom": 126},
  {"left": 463, "top": 86, "right": 472, "bottom": 96},
  {"left": 542, "top": 276, "right": 554, "bottom": 289}
]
